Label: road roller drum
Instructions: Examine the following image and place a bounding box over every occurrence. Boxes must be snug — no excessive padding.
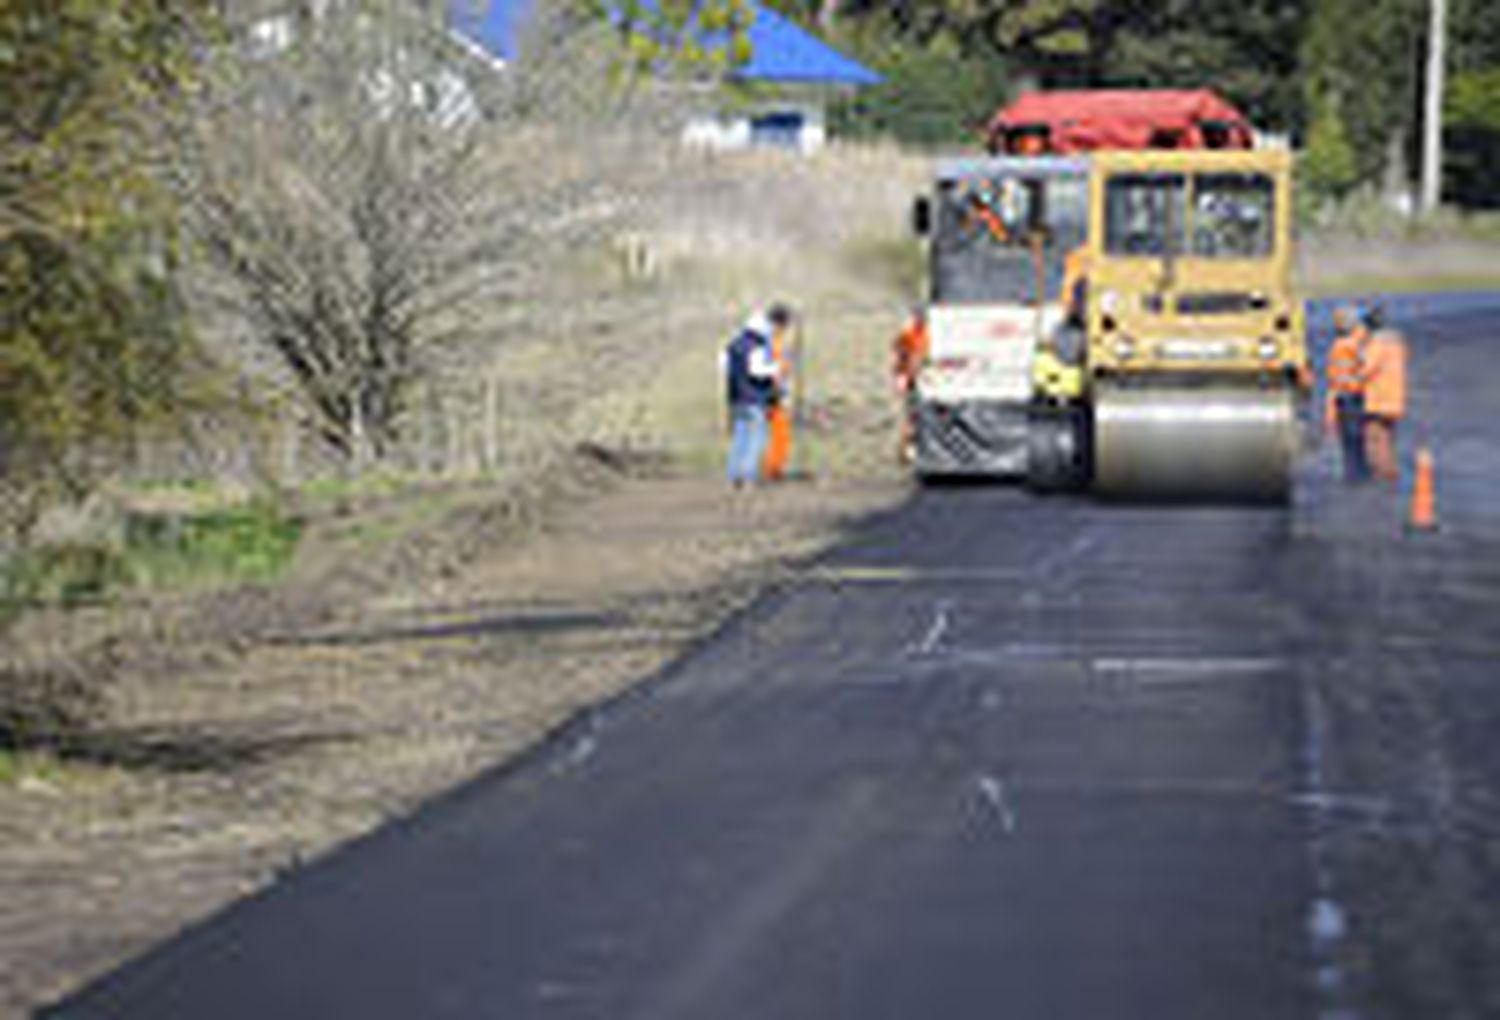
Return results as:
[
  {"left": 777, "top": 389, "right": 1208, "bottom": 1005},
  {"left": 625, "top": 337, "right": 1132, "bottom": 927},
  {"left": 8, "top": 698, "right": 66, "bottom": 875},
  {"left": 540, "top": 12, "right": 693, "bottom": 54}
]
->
[{"left": 1092, "top": 380, "right": 1297, "bottom": 501}]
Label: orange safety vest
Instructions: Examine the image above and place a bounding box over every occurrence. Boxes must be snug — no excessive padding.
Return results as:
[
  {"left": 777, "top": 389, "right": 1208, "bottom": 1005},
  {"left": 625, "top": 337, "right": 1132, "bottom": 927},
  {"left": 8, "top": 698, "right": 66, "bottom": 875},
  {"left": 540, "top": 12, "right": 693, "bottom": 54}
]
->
[
  {"left": 967, "top": 192, "right": 1010, "bottom": 243},
  {"left": 762, "top": 327, "right": 793, "bottom": 479},
  {"left": 1363, "top": 330, "right": 1408, "bottom": 418},
  {"left": 1061, "top": 247, "right": 1089, "bottom": 317},
  {"left": 1325, "top": 328, "right": 1368, "bottom": 395},
  {"left": 893, "top": 319, "right": 929, "bottom": 385}
]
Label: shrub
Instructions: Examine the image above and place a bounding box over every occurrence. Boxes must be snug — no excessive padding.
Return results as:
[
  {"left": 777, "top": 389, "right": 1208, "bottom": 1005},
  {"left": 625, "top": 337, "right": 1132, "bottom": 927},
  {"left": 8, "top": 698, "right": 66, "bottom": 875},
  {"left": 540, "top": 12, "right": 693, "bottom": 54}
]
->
[{"left": 831, "top": 42, "right": 1008, "bottom": 149}]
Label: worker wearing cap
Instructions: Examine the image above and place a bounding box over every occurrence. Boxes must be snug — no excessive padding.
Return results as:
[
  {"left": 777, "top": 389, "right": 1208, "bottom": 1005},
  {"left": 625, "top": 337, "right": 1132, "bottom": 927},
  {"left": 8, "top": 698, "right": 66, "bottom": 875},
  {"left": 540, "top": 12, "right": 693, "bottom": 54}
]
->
[
  {"left": 892, "top": 306, "right": 929, "bottom": 464},
  {"left": 1324, "top": 306, "right": 1370, "bottom": 483},
  {"left": 760, "top": 304, "right": 796, "bottom": 481},
  {"left": 1361, "top": 307, "right": 1408, "bottom": 483},
  {"left": 723, "top": 311, "right": 779, "bottom": 487}
]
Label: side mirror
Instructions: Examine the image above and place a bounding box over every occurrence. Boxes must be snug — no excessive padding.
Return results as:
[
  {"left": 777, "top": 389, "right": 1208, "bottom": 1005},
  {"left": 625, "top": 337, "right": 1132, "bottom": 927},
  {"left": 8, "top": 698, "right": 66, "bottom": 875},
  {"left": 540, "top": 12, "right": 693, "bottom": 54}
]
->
[{"left": 911, "top": 197, "right": 931, "bottom": 238}]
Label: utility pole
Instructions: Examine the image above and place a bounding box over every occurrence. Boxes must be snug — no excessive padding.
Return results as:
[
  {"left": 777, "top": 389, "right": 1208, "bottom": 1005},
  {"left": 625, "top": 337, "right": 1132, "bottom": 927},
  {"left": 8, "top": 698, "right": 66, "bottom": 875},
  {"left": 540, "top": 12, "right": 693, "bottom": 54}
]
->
[{"left": 1420, "top": 0, "right": 1448, "bottom": 213}]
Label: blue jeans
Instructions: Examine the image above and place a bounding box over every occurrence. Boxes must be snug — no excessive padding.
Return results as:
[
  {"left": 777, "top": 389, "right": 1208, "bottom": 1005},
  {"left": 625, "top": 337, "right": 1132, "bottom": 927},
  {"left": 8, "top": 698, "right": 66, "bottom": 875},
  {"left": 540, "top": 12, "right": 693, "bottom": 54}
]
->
[
  {"left": 727, "top": 404, "right": 768, "bottom": 484},
  {"left": 1335, "top": 393, "right": 1369, "bottom": 482}
]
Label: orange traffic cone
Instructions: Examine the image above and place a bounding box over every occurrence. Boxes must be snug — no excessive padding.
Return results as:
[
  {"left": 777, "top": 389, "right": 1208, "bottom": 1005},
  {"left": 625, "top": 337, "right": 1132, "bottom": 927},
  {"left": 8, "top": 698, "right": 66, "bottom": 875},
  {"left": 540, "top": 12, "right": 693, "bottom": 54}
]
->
[{"left": 1407, "top": 447, "right": 1436, "bottom": 532}]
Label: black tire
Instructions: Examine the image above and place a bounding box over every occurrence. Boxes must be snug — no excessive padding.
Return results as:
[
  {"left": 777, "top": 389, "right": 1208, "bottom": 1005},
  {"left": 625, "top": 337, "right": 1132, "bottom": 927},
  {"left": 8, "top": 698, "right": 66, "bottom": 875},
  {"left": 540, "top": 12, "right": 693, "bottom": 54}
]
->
[{"left": 1026, "top": 409, "right": 1087, "bottom": 492}]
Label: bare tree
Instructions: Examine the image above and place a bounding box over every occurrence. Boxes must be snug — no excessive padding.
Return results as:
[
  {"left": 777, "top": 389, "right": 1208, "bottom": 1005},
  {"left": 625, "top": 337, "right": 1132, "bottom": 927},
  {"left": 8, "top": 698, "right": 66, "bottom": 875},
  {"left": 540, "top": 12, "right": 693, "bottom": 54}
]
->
[{"left": 176, "top": 0, "right": 675, "bottom": 465}]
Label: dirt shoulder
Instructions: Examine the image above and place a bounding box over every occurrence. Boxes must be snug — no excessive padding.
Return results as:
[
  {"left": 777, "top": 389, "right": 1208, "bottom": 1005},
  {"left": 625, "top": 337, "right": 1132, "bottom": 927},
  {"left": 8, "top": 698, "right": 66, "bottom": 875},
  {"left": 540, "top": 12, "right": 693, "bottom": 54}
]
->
[{"left": 0, "top": 460, "right": 905, "bottom": 1018}]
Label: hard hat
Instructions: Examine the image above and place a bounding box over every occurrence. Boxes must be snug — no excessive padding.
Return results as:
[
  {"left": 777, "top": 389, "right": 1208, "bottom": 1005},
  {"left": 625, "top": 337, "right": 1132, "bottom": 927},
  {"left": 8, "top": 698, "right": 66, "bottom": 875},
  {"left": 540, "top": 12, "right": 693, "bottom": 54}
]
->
[{"left": 745, "top": 311, "right": 772, "bottom": 337}]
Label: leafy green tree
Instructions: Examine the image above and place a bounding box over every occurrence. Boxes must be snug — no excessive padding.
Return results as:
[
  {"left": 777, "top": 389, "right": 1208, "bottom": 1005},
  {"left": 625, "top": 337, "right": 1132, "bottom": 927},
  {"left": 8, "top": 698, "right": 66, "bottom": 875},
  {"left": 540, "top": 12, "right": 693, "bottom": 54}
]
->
[
  {"left": 1451, "top": 0, "right": 1500, "bottom": 72},
  {"left": 1448, "top": 67, "right": 1500, "bottom": 131},
  {"left": 1445, "top": 67, "right": 1500, "bottom": 207},
  {"left": 1, "top": 1, "right": 214, "bottom": 538},
  {"left": 1301, "top": 93, "right": 1361, "bottom": 204},
  {"left": 831, "top": 38, "right": 1009, "bottom": 146},
  {"left": 1103, "top": 0, "right": 1307, "bottom": 133},
  {"left": 592, "top": 0, "right": 756, "bottom": 75},
  {"left": 829, "top": 0, "right": 1109, "bottom": 66},
  {"left": 1300, "top": 0, "right": 1423, "bottom": 188},
  {"left": 812, "top": 0, "right": 1310, "bottom": 137}
]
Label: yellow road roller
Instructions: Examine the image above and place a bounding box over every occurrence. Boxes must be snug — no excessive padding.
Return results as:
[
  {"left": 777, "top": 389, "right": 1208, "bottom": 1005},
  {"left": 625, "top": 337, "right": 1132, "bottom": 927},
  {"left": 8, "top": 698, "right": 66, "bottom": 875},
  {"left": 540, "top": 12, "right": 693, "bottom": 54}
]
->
[{"left": 1026, "top": 148, "right": 1311, "bottom": 501}]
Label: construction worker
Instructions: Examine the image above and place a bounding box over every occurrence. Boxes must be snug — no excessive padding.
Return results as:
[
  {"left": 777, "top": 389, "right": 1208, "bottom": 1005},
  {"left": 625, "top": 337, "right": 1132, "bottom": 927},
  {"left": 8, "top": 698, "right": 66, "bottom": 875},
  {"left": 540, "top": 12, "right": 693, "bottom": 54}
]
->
[
  {"left": 966, "top": 183, "right": 1011, "bottom": 243},
  {"left": 723, "top": 311, "right": 779, "bottom": 487},
  {"left": 760, "top": 303, "right": 796, "bottom": 481},
  {"left": 1060, "top": 243, "right": 1090, "bottom": 326},
  {"left": 1361, "top": 307, "right": 1408, "bottom": 483},
  {"left": 1324, "top": 305, "right": 1371, "bottom": 483},
  {"left": 892, "top": 306, "right": 929, "bottom": 464}
]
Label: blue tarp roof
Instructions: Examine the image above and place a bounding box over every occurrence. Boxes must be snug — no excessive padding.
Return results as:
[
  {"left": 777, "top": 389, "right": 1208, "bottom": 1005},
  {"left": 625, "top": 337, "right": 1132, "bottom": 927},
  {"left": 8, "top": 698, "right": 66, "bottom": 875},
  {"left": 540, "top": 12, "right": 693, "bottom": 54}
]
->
[
  {"left": 448, "top": 0, "right": 881, "bottom": 86},
  {"left": 449, "top": 0, "right": 524, "bottom": 61},
  {"left": 732, "top": 5, "right": 880, "bottom": 85}
]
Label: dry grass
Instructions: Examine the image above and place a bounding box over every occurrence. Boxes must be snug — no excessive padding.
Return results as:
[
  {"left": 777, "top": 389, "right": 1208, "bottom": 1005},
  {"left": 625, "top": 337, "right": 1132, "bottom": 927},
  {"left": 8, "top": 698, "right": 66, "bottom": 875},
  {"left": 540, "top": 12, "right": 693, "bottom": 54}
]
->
[
  {"left": 1299, "top": 236, "right": 1500, "bottom": 297},
  {"left": 0, "top": 142, "right": 926, "bottom": 1019},
  {"left": 502, "top": 141, "right": 928, "bottom": 481}
]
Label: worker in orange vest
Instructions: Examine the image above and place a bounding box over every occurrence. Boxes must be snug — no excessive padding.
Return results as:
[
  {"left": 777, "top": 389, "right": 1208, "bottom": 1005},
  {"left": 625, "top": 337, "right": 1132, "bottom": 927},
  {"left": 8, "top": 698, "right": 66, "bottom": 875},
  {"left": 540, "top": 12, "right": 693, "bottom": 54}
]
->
[
  {"left": 1060, "top": 245, "right": 1090, "bottom": 326},
  {"left": 892, "top": 306, "right": 929, "bottom": 464},
  {"left": 1324, "top": 305, "right": 1371, "bottom": 483},
  {"left": 1360, "top": 307, "right": 1408, "bottom": 483},
  {"left": 760, "top": 303, "right": 796, "bottom": 481}
]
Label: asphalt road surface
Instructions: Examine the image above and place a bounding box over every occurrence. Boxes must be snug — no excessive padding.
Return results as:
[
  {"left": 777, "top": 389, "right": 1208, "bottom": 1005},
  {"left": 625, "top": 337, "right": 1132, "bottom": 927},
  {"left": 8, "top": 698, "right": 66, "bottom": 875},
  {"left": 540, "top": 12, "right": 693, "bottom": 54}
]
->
[{"left": 48, "top": 295, "right": 1500, "bottom": 1019}]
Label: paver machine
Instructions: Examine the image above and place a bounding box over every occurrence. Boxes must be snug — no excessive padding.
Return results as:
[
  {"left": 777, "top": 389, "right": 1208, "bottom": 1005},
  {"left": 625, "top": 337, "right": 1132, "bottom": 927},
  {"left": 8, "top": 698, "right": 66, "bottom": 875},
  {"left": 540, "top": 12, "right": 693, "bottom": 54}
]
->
[
  {"left": 909, "top": 154, "right": 1089, "bottom": 479},
  {"left": 909, "top": 90, "right": 1310, "bottom": 500}
]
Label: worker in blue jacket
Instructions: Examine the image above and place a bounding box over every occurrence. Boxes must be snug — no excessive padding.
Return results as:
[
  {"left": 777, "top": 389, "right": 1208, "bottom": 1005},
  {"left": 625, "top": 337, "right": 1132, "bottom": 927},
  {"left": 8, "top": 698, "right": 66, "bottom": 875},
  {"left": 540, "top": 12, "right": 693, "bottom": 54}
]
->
[{"left": 723, "top": 311, "right": 781, "bottom": 487}]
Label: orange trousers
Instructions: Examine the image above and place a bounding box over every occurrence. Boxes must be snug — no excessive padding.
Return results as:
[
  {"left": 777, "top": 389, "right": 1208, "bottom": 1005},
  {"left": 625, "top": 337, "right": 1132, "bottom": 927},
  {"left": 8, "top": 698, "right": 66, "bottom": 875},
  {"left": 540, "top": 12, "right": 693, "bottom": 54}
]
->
[
  {"left": 762, "top": 404, "right": 792, "bottom": 480},
  {"left": 1365, "top": 415, "right": 1400, "bottom": 482}
]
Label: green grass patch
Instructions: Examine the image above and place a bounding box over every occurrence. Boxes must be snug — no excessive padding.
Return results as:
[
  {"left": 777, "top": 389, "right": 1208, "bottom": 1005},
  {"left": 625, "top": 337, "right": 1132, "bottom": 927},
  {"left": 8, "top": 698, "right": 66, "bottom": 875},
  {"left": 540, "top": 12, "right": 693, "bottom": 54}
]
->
[
  {"left": 123, "top": 502, "right": 302, "bottom": 589},
  {"left": 1, "top": 502, "right": 302, "bottom": 620},
  {"left": 0, "top": 748, "right": 66, "bottom": 787},
  {"left": 1, "top": 542, "right": 133, "bottom": 618},
  {"left": 296, "top": 470, "right": 409, "bottom": 510}
]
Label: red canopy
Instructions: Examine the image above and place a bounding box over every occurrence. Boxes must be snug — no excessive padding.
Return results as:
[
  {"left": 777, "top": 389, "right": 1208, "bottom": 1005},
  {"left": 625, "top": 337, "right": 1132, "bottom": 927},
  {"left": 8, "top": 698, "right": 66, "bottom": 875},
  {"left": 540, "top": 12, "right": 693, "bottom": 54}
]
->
[{"left": 986, "top": 89, "right": 1254, "bottom": 155}]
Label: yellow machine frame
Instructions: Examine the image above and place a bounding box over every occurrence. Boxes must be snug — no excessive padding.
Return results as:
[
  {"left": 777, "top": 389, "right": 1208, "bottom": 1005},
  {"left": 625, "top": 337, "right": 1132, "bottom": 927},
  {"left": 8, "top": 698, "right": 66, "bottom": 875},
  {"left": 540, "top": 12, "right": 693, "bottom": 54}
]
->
[{"left": 1082, "top": 149, "right": 1308, "bottom": 388}]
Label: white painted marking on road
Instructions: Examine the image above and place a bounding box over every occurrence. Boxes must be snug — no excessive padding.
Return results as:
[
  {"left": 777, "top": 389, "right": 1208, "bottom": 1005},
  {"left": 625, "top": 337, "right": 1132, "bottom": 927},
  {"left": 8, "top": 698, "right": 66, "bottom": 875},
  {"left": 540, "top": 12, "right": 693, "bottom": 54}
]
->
[
  {"left": 913, "top": 599, "right": 954, "bottom": 656},
  {"left": 950, "top": 643, "right": 1072, "bottom": 664},
  {"left": 976, "top": 775, "right": 1018, "bottom": 834},
  {"left": 1289, "top": 792, "right": 1393, "bottom": 822},
  {"left": 1031, "top": 530, "right": 1098, "bottom": 577},
  {"left": 1299, "top": 682, "right": 1366, "bottom": 1020},
  {"left": 805, "top": 565, "right": 1030, "bottom": 585},
  {"left": 568, "top": 734, "right": 598, "bottom": 767},
  {"left": 1309, "top": 898, "right": 1348, "bottom": 946},
  {"left": 1091, "top": 656, "right": 1283, "bottom": 677},
  {"left": 553, "top": 713, "right": 603, "bottom": 774}
]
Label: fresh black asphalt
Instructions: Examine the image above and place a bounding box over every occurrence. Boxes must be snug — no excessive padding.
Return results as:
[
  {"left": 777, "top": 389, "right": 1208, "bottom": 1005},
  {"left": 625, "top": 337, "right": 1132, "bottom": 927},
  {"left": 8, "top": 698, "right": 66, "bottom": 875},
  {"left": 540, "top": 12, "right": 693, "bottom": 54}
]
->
[{"left": 46, "top": 295, "right": 1500, "bottom": 1019}]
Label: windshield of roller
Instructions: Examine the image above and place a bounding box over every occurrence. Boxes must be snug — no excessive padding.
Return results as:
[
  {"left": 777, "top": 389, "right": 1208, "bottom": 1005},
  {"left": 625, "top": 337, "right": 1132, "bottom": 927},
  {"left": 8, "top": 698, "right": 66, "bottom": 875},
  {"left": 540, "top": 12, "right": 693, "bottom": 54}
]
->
[
  {"left": 1104, "top": 171, "right": 1275, "bottom": 259},
  {"left": 930, "top": 173, "right": 1087, "bottom": 306}
]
